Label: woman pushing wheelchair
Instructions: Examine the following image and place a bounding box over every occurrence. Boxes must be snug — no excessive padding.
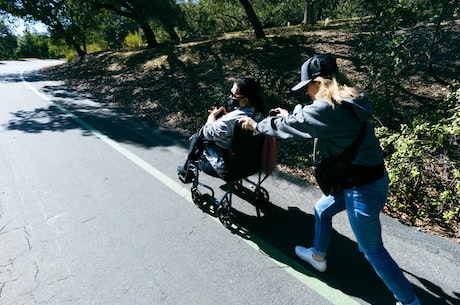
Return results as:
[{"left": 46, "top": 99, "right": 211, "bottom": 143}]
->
[{"left": 239, "top": 54, "right": 420, "bottom": 305}]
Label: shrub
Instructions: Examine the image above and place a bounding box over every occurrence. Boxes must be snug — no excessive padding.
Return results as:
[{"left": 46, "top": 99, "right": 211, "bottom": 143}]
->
[
  {"left": 376, "top": 87, "right": 460, "bottom": 237},
  {"left": 123, "top": 31, "right": 144, "bottom": 48}
]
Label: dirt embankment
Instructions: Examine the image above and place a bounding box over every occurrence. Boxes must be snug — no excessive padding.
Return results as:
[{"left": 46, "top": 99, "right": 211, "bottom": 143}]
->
[{"left": 43, "top": 22, "right": 459, "bottom": 241}]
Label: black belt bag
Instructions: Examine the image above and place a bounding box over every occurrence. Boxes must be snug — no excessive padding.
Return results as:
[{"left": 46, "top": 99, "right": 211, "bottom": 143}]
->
[
  {"left": 346, "top": 164, "right": 385, "bottom": 188},
  {"left": 315, "top": 160, "right": 385, "bottom": 196},
  {"left": 315, "top": 121, "right": 368, "bottom": 196},
  {"left": 315, "top": 157, "right": 350, "bottom": 195}
]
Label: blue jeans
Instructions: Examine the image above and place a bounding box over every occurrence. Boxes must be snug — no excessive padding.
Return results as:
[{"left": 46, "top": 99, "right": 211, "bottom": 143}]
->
[{"left": 312, "top": 172, "right": 419, "bottom": 305}]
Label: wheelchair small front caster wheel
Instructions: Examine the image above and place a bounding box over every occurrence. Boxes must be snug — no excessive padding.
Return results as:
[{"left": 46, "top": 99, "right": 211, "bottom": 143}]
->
[
  {"left": 191, "top": 187, "right": 203, "bottom": 208},
  {"left": 256, "top": 187, "right": 269, "bottom": 204},
  {"left": 217, "top": 200, "right": 231, "bottom": 228}
]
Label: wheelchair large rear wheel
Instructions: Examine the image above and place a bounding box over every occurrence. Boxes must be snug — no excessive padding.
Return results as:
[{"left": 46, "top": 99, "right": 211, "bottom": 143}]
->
[{"left": 217, "top": 199, "right": 231, "bottom": 228}]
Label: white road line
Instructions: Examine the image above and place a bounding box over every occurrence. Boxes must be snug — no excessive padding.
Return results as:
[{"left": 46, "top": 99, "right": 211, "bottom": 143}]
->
[{"left": 21, "top": 68, "right": 360, "bottom": 305}]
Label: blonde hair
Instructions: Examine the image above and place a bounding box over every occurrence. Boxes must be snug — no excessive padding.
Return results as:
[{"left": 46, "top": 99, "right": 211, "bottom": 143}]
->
[{"left": 314, "top": 71, "right": 359, "bottom": 107}]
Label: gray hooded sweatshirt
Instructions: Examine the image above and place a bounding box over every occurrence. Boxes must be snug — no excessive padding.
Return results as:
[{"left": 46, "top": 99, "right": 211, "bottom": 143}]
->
[{"left": 256, "top": 94, "right": 383, "bottom": 167}]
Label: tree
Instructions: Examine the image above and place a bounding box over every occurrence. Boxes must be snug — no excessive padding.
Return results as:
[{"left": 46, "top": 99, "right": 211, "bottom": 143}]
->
[
  {"left": 16, "top": 31, "right": 49, "bottom": 58},
  {"left": 88, "top": 0, "right": 188, "bottom": 48},
  {"left": 0, "top": 0, "right": 90, "bottom": 56},
  {"left": 97, "top": 13, "right": 139, "bottom": 49},
  {"left": 301, "top": 0, "right": 315, "bottom": 25},
  {"left": 179, "top": 0, "right": 265, "bottom": 38},
  {"left": 238, "top": 0, "right": 265, "bottom": 38},
  {"left": 0, "top": 18, "right": 17, "bottom": 59},
  {"left": 152, "top": 0, "right": 188, "bottom": 41},
  {"left": 88, "top": 0, "right": 158, "bottom": 48}
]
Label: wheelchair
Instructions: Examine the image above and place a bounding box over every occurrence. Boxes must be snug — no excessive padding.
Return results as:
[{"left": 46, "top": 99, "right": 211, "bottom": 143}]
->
[{"left": 185, "top": 123, "right": 277, "bottom": 228}]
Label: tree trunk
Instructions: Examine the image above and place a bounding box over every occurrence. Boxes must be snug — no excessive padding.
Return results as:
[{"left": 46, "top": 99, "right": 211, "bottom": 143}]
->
[
  {"left": 52, "top": 21, "right": 86, "bottom": 57},
  {"left": 82, "top": 35, "right": 87, "bottom": 54},
  {"left": 163, "top": 23, "right": 180, "bottom": 41},
  {"left": 302, "top": 0, "right": 315, "bottom": 25},
  {"left": 139, "top": 21, "right": 158, "bottom": 48},
  {"left": 65, "top": 34, "right": 86, "bottom": 57},
  {"left": 238, "top": 0, "right": 265, "bottom": 38}
]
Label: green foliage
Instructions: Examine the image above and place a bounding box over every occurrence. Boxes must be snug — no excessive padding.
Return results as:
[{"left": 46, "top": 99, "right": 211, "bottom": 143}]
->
[
  {"left": 302, "top": 0, "right": 373, "bottom": 21},
  {"left": 356, "top": 2, "right": 417, "bottom": 122},
  {"left": 16, "top": 32, "right": 49, "bottom": 58},
  {"left": 254, "top": 0, "right": 305, "bottom": 27},
  {"left": 179, "top": 0, "right": 247, "bottom": 37},
  {"left": 357, "top": 31, "right": 411, "bottom": 125},
  {"left": 11, "top": 32, "right": 71, "bottom": 59},
  {"left": 0, "top": 19, "right": 17, "bottom": 59},
  {"left": 356, "top": 0, "right": 458, "bottom": 126},
  {"left": 99, "top": 16, "right": 139, "bottom": 49},
  {"left": 123, "top": 31, "right": 144, "bottom": 48},
  {"left": 376, "top": 86, "right": 460, "bottom": 233},
  {"left": 0, "top": 0, "right": 90, "bottom": 56}
]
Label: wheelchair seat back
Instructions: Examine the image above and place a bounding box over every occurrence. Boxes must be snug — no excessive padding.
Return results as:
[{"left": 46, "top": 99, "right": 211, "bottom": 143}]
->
[{"left": 223, "top": 122, "right": 265, "bottom": 182}]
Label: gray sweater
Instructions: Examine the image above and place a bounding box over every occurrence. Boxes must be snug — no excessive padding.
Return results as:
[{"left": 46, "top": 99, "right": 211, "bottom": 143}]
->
[{"left": 256, "top": 95, "right": 383, "bottom": 167}]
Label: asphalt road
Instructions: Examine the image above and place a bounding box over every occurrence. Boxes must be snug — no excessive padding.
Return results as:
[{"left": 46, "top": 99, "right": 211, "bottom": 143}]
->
[{"left": 0, "top": 60, "right": 458, "bottom": 305}]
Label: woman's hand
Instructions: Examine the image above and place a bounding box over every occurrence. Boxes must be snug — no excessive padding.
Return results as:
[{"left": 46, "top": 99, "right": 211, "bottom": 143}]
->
[
  {"left": 239, "top": 117, "right": 257, "bottom": 131},
  {"left": 270, "top": 107, "right": 289, "bottom": 117},
  {"left": 207, "top": 106, "right": 227, "bottom": 123}
]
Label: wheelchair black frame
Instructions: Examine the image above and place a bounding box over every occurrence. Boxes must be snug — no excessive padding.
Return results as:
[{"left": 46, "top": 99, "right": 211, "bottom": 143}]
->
[{"left": 189, "top": 163, "right": 269, "bottom": 228}]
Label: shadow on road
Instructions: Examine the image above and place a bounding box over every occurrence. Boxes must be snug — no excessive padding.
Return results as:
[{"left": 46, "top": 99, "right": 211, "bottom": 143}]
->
[
  {"left": 4, "top": 71, "right": 189, "bottom": 149},
  {"left": 192, "top": 181, "right": 459, "bottom": 305},
  {"left": 0, "top": 73, "right": 24, "bottom": 83}
]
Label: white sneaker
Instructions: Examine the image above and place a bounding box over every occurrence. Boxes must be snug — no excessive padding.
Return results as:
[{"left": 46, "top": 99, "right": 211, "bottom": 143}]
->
[{"left": 295, "top": 246, "right": 327, "bottom": 272}]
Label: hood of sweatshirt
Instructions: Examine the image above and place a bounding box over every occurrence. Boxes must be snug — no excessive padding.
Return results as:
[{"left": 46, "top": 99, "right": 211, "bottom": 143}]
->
[{"left": 342, "top": 93, "right": 374, "bottom": 122}]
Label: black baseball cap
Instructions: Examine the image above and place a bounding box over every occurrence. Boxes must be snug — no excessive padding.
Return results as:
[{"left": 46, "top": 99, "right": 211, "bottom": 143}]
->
[{"left": 291, "top": 54, "right": 338, "bottom": 91}]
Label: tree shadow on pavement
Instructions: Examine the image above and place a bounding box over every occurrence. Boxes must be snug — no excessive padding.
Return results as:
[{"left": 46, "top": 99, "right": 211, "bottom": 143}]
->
[
  {"left": 194, "top": 184, "right": 458, "bottom": 305},
  {"left": 0, "top": 73, "right": 24, "bottom": 83},
  {"left": 4, "top": 73, "right": 188, "bottom": 149}
]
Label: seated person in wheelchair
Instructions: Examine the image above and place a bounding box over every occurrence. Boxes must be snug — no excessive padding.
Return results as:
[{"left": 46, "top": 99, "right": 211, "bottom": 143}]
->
[{"left": 178, "top": 77, "right": 265, "bottom": 182}]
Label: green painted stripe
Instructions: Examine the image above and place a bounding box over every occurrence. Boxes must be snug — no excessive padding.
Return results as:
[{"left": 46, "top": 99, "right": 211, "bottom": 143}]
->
[{"left": 244, "top": 234, "right": 360, "bottom": 305}]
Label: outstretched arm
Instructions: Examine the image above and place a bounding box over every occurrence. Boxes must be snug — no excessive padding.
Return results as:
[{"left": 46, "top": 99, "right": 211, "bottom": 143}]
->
[
  {"left": 239, "top": 117, "right": 258, "bottom": 131},
  {"left": 239, "top": 107, "right": 288, "bottom": 131},
  {"left": 206, "top": 106, "right": 227, "bottom": 124}
]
